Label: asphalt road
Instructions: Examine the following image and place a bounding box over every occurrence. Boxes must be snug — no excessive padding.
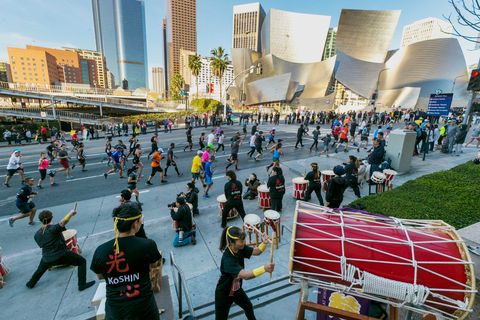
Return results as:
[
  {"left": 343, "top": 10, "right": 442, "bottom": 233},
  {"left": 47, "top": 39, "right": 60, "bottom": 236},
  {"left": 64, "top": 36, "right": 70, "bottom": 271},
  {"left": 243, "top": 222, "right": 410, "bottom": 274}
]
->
[{"left": 0, "top": 123, "right": 359, "bottom": 218}]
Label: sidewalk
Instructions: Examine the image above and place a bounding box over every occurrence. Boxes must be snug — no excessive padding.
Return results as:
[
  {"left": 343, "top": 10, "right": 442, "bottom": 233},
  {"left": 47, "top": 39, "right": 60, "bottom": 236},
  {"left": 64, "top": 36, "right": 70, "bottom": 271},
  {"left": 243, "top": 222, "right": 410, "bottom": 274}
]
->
[{"left": 0, "top": 145, "right": 478, "bottom": 320}]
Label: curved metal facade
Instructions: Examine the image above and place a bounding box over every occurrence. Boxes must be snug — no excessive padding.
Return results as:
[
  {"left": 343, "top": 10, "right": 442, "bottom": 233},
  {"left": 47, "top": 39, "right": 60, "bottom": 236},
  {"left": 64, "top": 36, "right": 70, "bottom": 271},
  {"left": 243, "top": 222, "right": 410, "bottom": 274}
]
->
[
  {"left": 261, "top": 8, "right": 330, "bottom": 64},
  {"left": 336, "top": 9, "right": 400, "bottom": 63}
]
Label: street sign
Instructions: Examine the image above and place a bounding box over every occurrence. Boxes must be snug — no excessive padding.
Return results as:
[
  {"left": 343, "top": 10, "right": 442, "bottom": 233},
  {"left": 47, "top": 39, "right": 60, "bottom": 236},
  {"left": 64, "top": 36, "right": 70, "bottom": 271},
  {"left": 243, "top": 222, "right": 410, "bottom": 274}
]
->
[
  {"left": 427, "top": 93, "right": 453, "bottom": 116},
  {"left": 40, "top": 111, "right": 47, "bottom": 118}
]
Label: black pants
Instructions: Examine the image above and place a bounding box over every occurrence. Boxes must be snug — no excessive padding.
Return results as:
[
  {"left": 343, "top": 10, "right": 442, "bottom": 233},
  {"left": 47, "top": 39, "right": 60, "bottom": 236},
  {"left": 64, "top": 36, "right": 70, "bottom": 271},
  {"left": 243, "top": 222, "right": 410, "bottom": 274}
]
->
[
  {"left": 27, "top": 251, "right": 87, "bottom": 288},
  {"left": 215, "top": 288, "right": 256, "bottom": 320},
  {"left": 295, "top": 137, "right": 303, "bottom": 147},
  {"left": 304, "top": 185, "right": 324, "bottom": 205},
  {"left": 347, "top": 178, "right": 361, "bottom": 198},
  {"left": 310, "top": 140, "right": 318, "bottom": 151},
  {"left": 222, "top": 200, "right": 246, "bottom": 227},
  {"left": 216, "top": 144, "right": 224, "bottom": 152},
  {"left": 247, "top": 147, "right": 255, "bottom": 157},
  {"left": 271, "top": 196, "right": 283, "bottom": 212},
  {"left": 328, "top": 200, "right": 342, "bottom": 209}
]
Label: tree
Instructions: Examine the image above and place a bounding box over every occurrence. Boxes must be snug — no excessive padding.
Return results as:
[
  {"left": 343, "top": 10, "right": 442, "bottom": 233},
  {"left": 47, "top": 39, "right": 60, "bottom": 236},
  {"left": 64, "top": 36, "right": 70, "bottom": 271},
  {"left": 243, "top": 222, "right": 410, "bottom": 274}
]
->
[
  {"left": 170, "top": 74, "right": 185, "bottom": 100},
  {"left": 188, "top": 54, "right": 202, "bottom": 99},
  {"left": 191, "top": 98, "right": 222, "bottom": 113},
  {"left": 444, "top": 0, "right": 480, "bottom": 44},
  {"left": 210, "top": 47, "right": 230, "bottom": 102}
]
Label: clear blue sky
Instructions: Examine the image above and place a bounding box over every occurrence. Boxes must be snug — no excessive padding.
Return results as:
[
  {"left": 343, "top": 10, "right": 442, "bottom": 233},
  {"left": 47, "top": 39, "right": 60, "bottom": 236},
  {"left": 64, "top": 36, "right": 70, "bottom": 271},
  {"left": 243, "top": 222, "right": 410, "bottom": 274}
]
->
[{"left": 0, "top": 0, "right": 478, "bottom": 80}]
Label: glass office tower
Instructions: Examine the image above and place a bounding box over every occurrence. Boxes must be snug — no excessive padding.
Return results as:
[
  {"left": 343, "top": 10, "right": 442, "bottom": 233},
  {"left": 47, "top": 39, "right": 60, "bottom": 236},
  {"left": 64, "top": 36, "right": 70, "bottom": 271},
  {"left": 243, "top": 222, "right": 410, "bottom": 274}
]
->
[{"left": 92, "top": 0, "right": 148, "bottom": 89}]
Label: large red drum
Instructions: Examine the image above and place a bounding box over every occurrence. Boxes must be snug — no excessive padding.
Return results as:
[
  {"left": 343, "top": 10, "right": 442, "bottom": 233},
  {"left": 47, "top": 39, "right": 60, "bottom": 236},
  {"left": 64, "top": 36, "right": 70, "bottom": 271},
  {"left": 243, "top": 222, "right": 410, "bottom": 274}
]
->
[
  {"left": 258, "top": 185, "right": 271, "bottom": 209},
  {"left": 292, "top": 177, "right": 308, "bottom": 200},
  {"left": 321, "top": 170, "right": 335, "bottom": 191},
  {"left": 289, "top": 202, "right": 475, "bottom": 319}
]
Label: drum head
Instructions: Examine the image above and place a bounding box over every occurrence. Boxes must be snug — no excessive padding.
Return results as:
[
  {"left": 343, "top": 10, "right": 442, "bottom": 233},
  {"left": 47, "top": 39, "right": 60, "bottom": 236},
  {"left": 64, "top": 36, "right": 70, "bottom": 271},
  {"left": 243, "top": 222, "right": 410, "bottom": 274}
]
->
[
  {"left": 292, "top": 177, "right": 307, "bottom": 184},
  {"left": 371, "top": 172, "right": 386, "bottom": 183},
  {"left": 244, "top": 214, "right": 261, "bottom": 226},
  {"left": 258, "top": 184, "right": 269, "bottom": 192},
  {"left": 62, "top": 229, "right": 77, "bottom": 239},
  {"left": 217, "top": 194, "right": 226, "bottom": 202},
  {"left": 264, "top": 210, "right": 280, "bottom": 220},
  {"left": 383, "top": 169, "right": 398, "bottom": 176},
  {"left": 321, "top": 170, "right": 334, "bottom": 176}
]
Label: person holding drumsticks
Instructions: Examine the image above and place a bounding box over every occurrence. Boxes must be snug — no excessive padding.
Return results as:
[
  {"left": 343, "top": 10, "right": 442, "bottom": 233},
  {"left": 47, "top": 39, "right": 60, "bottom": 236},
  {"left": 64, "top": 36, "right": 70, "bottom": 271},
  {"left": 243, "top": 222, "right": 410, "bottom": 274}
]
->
[
  {"left": 26, "top": 207, "right": 95, "bottom": 291},
  {"left": 215, "top": 226, "right": 274, "bottom": 320},
  {"left": 222, "top": 171, "right": 246, "bottom": 228},
  {"left": 304, "top": 163, "right": 324, "bottom": 205}
]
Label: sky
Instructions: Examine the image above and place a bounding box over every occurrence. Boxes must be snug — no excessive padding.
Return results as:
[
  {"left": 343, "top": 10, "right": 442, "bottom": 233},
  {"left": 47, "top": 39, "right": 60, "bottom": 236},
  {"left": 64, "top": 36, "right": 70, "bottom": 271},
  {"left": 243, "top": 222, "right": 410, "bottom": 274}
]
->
[{"left": 1, "top": 0, "right": 479, "bottom": 85}]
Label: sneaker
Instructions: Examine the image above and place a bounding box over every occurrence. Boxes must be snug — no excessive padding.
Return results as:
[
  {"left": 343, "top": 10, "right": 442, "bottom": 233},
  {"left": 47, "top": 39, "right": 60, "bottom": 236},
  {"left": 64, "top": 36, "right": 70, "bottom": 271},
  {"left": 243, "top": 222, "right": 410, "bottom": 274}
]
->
[
  {"left": 71, "top": 164, "right": 76, "bottom": 170},
  {"left": 8, "top": 218, "right": 14, "bottom": 227},
  {"left": 26, "top": 282, "right": 35, "bottom": 289},
  {"left": 4, "top": 183, "right": 10, "bottom": 188},
  {"left": 178, "top": 173, "right": 183, "bottom": 177},
  {"left": 51, "top": 183, "right": 58, "bottom": 187},
  {"left": 104, "top": 173, "right": 108, "bottom": 179},
  {"left": 146, "top": 181, "right": 153, "bottom": 185},
  {"left": 79, "top": 281, "right": 95, "bottom": 291},
  {"left": 28, "top": 221, "right": 35, "bottom": 226},
  {"left": 161, "top": 180, "right": 168, "bottom": 183}
]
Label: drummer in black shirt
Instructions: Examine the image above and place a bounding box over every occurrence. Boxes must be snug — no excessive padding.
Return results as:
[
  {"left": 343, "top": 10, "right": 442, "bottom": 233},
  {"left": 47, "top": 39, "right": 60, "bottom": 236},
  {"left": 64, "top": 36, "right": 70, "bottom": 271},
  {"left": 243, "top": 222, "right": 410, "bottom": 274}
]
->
[
  {"left": 26, "top": 209, "right": 95, "bottom": 291},
  {"left": 215, "top": 226, "right": 274, "bottom": 320},
  {"left": 91, "top": 202, "right": 162, "bottom": 320},
  {"left": 267, "top": 167, "right": 285, "bottom": 212},
  {"left": 222, "top": 171, "right": 246, "bottom": 228},
  {"left": 304, "top": 163, "right": 324, "bottom": 205}
]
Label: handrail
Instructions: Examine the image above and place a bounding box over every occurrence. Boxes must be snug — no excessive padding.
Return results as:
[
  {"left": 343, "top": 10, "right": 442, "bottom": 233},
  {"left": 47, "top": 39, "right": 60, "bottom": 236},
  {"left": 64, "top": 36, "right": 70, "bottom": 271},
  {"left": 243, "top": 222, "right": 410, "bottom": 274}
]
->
[{"left": 169, "top": 251, "right": 196, "bottom": 319}]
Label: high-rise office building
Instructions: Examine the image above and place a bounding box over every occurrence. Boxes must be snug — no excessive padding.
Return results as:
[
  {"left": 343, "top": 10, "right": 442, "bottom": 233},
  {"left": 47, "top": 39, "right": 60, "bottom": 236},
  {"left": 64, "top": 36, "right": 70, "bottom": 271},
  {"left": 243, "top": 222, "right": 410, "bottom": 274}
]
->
[
  {"left": 0, "top": 62, "right": 12, "bottom": 83},
  {"left": 64, "top": 48, "right": 108, "bottom": 88},
  {"left": 166, "top": 0, "right": 197, "bottom": 83},
  {"left": 92, "top": 0, "right": 148, "bottom": 89},
  {"left": 180, "top": 49, "right": 196, "bottom": 86},
  {"left": 151, "top": 67, "right": 165, "bottom": 96},
  {"left": 232, "top": 2, "right": 265, "bottom": 52},
  {"left": 190, "top": 56, "right": 234, "bottom": 101},
  {"left": 322, "top": 27, "right": 337, "bottom": 60},
  {"left": 401, "top": 17, "right": 452, "bottom": 47}
]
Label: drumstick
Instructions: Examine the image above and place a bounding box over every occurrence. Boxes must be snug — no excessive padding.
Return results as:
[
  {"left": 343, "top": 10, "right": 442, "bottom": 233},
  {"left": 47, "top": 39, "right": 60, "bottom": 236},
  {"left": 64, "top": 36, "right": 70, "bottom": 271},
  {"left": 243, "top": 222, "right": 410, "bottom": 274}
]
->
[
  {"left": 269, "top": 231, "right": 275, "bottom": 279},
  {"left": 251, "top": 225, "right": 273, "bottom": 244},
  {"left": 73, "top": 202, "right": 78, "bottom": 212}
]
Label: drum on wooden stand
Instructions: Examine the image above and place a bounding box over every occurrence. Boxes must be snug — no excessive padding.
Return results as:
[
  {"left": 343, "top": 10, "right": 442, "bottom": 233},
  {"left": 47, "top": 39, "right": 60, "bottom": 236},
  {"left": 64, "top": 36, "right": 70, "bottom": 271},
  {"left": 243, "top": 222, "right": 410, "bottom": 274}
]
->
[
  {"left": 370, "top": 171, "right": 386, "bottom": 194},
  {"left": 292, "top": 177, "right": 308, "bottom": 200},
  {"left": 258, "top": 184, "right": 271, "bottom": 209},
  {"left": 289, "top": 201, "right": 476, "bottom": 320},
  {"left": 243, "top": 214, "right": 262, "bottom": 246},
  {"left": 216, "top": 194, "right": 239, "bottom": 220},
  {"left": 63, "top": 229, "right": 81, "bottom": 254},
  {"left": 0, "top": 248, "right": 8, "bottom": 289},
  {"left": 321, "top": 170, "right": 335, "bottom": 192},
  {"left": 383, "top": 169, "right": 398, "bottom": 190},
  {"left": 263, "top": 210, "right": 281, "bottom": 248}
]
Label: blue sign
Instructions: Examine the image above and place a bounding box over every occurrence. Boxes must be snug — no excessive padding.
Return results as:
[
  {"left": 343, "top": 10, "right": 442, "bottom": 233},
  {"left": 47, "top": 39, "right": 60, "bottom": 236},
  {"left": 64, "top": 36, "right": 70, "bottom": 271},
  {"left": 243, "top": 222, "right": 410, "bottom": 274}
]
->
[{"left": 427, "top": 93, "right": 453, "bottom": 116}]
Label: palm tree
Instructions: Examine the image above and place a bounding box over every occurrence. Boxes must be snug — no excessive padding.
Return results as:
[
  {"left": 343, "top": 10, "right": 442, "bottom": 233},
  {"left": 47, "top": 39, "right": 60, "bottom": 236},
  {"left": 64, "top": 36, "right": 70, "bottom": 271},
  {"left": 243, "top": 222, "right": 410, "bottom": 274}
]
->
[
  {"left": 170, "top": 74, "right": 185, "bottom": 100},
  {"left": 210, "top": 47, "right": 230, "bottom": 102},
  {"left": 188, "top": 54, "right": 202, "bottom": 99}
]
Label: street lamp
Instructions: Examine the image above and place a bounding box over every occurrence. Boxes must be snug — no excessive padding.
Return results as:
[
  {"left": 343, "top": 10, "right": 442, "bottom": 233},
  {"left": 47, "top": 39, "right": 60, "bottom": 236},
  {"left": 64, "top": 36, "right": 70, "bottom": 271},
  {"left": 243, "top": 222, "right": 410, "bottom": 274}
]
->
[{"left": 451, "top": 73, "right": 466, "bottom": 93}]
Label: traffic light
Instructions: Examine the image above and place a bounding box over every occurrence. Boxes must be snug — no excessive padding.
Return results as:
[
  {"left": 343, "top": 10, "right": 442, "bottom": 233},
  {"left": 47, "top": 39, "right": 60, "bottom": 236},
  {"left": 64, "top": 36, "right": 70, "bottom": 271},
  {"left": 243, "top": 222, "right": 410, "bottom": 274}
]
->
[{"left": 467, "top": 69, "right": 480, "bottom": 91}]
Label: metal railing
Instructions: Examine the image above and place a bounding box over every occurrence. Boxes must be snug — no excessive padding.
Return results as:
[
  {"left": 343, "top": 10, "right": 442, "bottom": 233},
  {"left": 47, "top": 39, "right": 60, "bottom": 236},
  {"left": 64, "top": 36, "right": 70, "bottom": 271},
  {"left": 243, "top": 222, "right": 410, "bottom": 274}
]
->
[
  {"left": 0, "top": 81, "right": 124, "bottom": 96},
  {"left": 0, "top": 106, "right": 116, "bottom": 124},
  {"left": 170, "top": 251, "right": 196, "bottom": 319}
]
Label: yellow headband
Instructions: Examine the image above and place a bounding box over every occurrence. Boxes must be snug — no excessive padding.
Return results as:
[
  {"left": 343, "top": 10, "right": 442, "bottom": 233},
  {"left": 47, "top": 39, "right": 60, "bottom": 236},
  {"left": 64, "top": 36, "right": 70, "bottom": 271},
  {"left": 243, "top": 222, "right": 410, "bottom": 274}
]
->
[{"left": 113, "top": 214, "right": 143, "bottom": 254}]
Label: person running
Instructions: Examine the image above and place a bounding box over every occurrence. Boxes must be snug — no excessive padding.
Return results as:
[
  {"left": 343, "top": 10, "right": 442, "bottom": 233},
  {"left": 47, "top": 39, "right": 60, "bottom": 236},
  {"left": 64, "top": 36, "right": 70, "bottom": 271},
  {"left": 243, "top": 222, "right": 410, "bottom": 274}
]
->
[
  {"left": 127, "top": 166, "right": 141, "bottom": 204},
  {"left": 310, "top": 126, "right": 320, "bottom": 152},
  {"left": 207, "top": 129, "right": 216, "bottom": 147},
  {"left": 76, "top": 142, "right": 87, "bottom": 172},
  {"left": 247, "top": 133, "right": 257, "bottom": 158},
  {"left": 102, "top": 136, "right": 113, "bottom": 165},
  {"left": 321, "top": 134, "right": 332, "bottom": 157},
  {"left": 26, "top": 209, "right": 95, "bottom": 291},
  {"left": 266, "top": 128, "right": 276, "bottom": 150},
  {"left": 222, "top": 171, "right": 246, "bottom": 228},
  {"left": 132, "top": 144, "right": 144, "bottom": 178},
  {"left": 226, "top": 137, "right": 240, "bottom": 171},
  {"left": 37, "top": 152, "right": 56, "bottom": 188},
  {"left": 253, "top": 131, "right": 265, "bottom": 161},
  {"left": 146, "top": 149, "right": 167, "bottom": 185},
  {"left": 216, "top": 130, "right": 225, "bottom": 154},
  {"left": 147, "top": 134, "right": 158, "bottom": 159},
  {"left": 4, "top": 149, "right": 24, "bottom": 187},
  {"left": 295, "top": 124, "right": 307, "bottom": 148},
  {"left": 304, "top": 163, "right": 324, "bottom": 205},
  {"left": 8, "top": 177, "right": 37, "bottom": 227},
  {"left": 57, "top": 145, "right": 74, "bottom": 179},
  {"left": 358, "top": 125, "right": 370, "bottom": 151},
  {"left": 337, "top": 124, "right": 349, "bottom": 153},
  {"left": 266, "top": 142, "right": 283, "bottom": 172},
  {"left": 184, "top": 126, "right": 193, "bottom": 152},
  {"left": 326, "top": 166, "right": 347, "bottom": 209},
  {"left": 191, "top": 151, "right": 206, "bottom": 188},
  {"left": 203, "top": 155, "right": 214, "bottom": 198},
  {"left": 267, "top": 166, "right": 285, "bottom": 212},
  {"left": 199, "top": 132, "right": 206, "bottom": 150},
  {"left": 165, "top": 143, "right": 182, "bottom": 177},
  {"left": 104, "top": 146, "right": 125, "bottom": 179},
  {"left": 46, "top": 141, "right": 56, "bottom": 163},
  {"left": 214, "top": 226, "right": 274, "bottom": 320},
  {"left": 90, "top": 202, "right": 162, "bottom": 320},
  {"left": 126, "top": 135, "right": 138, "bottom": 159}
]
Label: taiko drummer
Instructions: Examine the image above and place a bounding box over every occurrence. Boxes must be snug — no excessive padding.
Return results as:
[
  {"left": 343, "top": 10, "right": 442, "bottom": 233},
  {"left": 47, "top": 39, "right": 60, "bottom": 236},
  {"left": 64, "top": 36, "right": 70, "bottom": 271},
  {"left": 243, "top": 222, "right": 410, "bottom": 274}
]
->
[
  {"left": 26, "top": 208, "right": 95, "bottom": 291},
  {"left": 215, "top": 226, "right": 274, "bottom": 320}
]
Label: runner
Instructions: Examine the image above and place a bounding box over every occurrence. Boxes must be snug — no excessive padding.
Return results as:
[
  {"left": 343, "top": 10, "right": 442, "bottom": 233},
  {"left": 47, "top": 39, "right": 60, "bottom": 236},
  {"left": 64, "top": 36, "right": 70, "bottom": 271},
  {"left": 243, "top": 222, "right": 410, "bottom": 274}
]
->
[
  {"left": 8, "top": 177, "right": 37, "bottom": 227},
  {"left": 226, "top": 137, "right": 240, "bottom": 171},
  {"left": 132, "top": 144, "right": 144, "bottom": 178},
  {"left": 145, "top": 148, "right": 167, "bottom": 185},
  {"left": 183, "top": 126, "right": 193, "bottom": 152},
  {"left": 247, "top": 133, "right": 257, "bottom": 158},
  {"left": 4, "top": 149, "right": 24, "bottom": 187},
  {"left": 147, "top": 134, "right": 158, "bottom": 159},
  {"left": 126, "top": 135, "right": 138, "bottom": 160},
  {"left": 37, "top": 152, "right": 56, "bottom": 188},
  {"left": 165, "top": 143, "right": 183, "bottom": 177},
  {"left": 101, "top": 136, "right": 113, "bottom": 165},
  {"left": 253, "top": 131, "right": 265, "bottom": 161},
  {"left": 46, "top": 141, "right": 56, "bottom": 163},
  {"left": 203, "top": 155, "right": 214, "bottom": 198},
  {"left": 266, "top": 141, "right": 284, "bottom": 172},
  {"left": 207, "top": 129, "right": 216, "bottom": 147},
  {"left": 104, "top": 146, "right": 125, "bottom": 179},
  {"left": 199, "top": 132, "right": 206, "bottom": 150},
  {"left": 191, "top": 151, "right": 206, "bottom": 188},
  {"left": 336, "top": 124, "right": 349, "bottom": 153},
  {"left": 310, "top": 126, "right": 320, "bottom": 152},
  {"left": 265, "top": 128, "right": 276, "bottom": 150},
  {"left": 76, "top": 142, "right": 87, "bottom": 171},
  {"left": 216, "top": 130, "right": 225, "bottom": 154},
  {"left": 127, "top": 166, "right": 141, "bottom": 204},
  {"left": 57, "top": 145, "right": 74, "bottom": 179}
]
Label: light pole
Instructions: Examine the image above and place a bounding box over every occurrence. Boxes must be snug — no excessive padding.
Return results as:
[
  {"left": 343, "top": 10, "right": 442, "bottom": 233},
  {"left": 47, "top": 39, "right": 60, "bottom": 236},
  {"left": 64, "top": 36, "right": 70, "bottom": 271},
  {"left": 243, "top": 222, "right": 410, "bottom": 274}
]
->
[{"left": 451, "top": 73, "right": 466, "bottom": 93}]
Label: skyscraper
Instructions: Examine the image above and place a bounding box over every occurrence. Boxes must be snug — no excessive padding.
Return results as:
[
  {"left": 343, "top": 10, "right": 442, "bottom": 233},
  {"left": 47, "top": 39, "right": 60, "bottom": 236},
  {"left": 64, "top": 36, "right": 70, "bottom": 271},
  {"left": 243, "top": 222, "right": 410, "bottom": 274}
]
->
[
  {"left": 166, "top": 0, "right": 197, "bottom": 83},
  {"left": 322, "top": 27, "right": 337, "bottom": 60},
  {"left": 180, "top": 49, "right": 196, "bottom": 86},
  {"left": 0, "top": 62, "right": 12, "bottom": 83},
  {"left": 64, "top": 48, "right": 108, "bottom": 88},
  {"left": 232, "top": 2, "right": 265, "bottom": 52},
  {"left": 151, "top": 67, "right": 165, "bottom": 96},
  {"left": 401, "top": 17, "right": 453, "bottom": 48},
  {"left": 92, "top": 0, "right": 148, "bottom": 89}
]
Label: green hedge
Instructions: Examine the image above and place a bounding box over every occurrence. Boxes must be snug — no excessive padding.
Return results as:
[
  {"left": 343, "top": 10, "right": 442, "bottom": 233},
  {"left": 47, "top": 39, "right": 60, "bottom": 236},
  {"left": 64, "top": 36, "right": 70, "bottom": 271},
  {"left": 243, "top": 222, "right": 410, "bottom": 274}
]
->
[
  {"left": 190, "top": 98, "right": 222, "bottom": 113},
  {"left": 349, "top": 162, "right": 480, "bottom": 229}
]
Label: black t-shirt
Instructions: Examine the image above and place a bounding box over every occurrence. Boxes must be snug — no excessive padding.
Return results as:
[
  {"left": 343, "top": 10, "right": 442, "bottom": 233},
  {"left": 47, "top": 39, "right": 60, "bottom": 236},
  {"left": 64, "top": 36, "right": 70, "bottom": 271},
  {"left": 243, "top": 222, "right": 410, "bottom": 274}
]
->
[
  {"left": 34, "top": 224, "right": 68, "bottom": 263},
  {"left": 170, "top": 204, "right": 193, "bottom": 231},
  {"left": 216, "top": 246, "right": 253, "bottom": 294},
  {"left": 224, "top": 180, "right": 243, "bottom": 201},
  {"left": 58, "top": 150, "right": 68, "bottom": 159},
  {"left": 17, "top": 185, "right": 33, "bottom": 203},
  {"left": 90, "top": 237, "right": 162, "bottom": 304},
  {"left": 267, "top": 175, "right": 285, "bottom": 198},
  {"left": 305, "top": 170, "right": 321, "bottom": 187},
  {"left": 167, "top": 148, "right": 174, "bottom": 161}
]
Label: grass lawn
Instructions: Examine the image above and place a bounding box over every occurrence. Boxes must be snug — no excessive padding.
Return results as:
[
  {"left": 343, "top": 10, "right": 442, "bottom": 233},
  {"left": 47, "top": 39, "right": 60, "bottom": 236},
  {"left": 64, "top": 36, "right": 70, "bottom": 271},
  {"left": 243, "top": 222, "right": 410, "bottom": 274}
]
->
[{"left": 349, "top": 162, "right": 480, "bottom": 229}]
